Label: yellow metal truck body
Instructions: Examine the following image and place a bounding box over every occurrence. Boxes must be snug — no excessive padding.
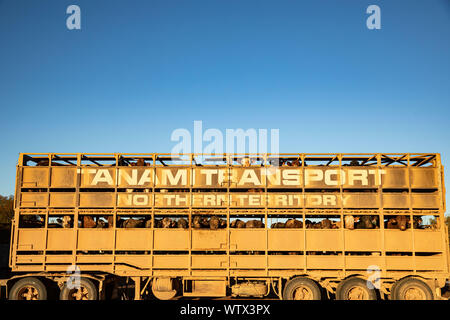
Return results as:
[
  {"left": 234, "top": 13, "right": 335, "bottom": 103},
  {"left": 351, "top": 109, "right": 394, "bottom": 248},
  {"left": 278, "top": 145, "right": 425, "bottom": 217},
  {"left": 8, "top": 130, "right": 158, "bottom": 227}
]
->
[{"left": 6, "top": 153, "right": 450, "bottom": 299}]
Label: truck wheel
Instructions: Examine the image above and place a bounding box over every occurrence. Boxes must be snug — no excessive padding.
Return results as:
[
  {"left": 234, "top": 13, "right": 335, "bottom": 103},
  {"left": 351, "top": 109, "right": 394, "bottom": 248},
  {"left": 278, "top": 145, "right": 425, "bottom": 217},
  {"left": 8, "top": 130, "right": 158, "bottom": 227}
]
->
[
  {"left": 282, "top": 277, "right": 322, "bottom": 300},
  {"left": 9, "top": 277, "right": 47, "bottom": 300},
  {"left": 391, "top": 278, "right": 433, "bottom": 300},
  {"left": 60, "top": 278, "right": 98, "bottom": 300},
  {"left": 336, "top": 277, "right": 377, "bottom": 300}
]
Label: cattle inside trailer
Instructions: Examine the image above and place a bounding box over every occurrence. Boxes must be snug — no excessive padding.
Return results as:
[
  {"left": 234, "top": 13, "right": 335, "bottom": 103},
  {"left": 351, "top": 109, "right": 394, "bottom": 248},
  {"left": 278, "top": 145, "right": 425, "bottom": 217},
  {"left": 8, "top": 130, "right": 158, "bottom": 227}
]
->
[{"left": 1, "top": 153, "right": 449, "bottom": 300}]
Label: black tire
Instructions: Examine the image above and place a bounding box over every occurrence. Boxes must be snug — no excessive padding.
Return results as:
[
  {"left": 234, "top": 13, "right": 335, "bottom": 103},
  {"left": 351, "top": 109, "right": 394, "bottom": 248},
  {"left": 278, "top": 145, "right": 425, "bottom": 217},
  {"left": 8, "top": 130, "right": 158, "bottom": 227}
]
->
[
  {"left": 282, "top": 277, "right": 322, "bottom": 300},
  {"left": 9, "top": 277, "right": 47, "bottom": 300},
  {"left": 336, "top": 277, "right": 377, "bottom": 300},
  {"left": 391, "top": 278, "right": 434, "bottom": 300},
  {"left": 59, "top": 278, "right": 98, "bottom": 300}
]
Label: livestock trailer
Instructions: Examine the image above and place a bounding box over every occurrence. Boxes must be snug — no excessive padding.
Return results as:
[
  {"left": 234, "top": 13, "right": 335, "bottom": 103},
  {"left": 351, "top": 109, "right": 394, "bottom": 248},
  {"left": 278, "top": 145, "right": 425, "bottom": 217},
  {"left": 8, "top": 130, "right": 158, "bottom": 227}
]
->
[{"left": 0, "top": 153, "right": 449, "bottom": 300}]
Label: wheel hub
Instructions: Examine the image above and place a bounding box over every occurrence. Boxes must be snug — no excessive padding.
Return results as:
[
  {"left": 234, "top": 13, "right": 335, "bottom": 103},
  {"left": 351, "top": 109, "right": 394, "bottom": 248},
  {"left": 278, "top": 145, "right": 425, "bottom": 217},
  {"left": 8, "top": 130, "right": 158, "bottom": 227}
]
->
[
  {"left": 293, "top": 286, "right": 313, "bottom": 300},
  {"left": 404, "top": 287, "right": 425, "bottom": 300},
  {"left": 18, "top": 286, "right": 39, "bottom": 300},
  {"left": 347, "top": 286, "right": 369, "bottom": 300},
  {"left": 70, "top": 286, "right": 90, "bottom": 300}
]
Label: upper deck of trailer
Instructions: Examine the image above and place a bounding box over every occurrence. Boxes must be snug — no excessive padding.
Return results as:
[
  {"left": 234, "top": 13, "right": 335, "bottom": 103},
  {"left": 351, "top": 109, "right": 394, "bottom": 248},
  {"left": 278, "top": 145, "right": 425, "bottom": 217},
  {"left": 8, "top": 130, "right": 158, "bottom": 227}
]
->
[
  {"left": 14, "top": 152, "right": 445, "bottom": 212},
  {"left": 17, "top": 152, "right": 441, "bottom": 167}
]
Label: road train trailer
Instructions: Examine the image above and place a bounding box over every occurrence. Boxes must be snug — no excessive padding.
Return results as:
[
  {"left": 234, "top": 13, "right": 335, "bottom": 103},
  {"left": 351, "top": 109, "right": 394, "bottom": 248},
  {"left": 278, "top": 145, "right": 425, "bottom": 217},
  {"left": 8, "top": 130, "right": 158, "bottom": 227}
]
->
[{"left": 0, "top": 152, "right": 449, "bottom": 300}]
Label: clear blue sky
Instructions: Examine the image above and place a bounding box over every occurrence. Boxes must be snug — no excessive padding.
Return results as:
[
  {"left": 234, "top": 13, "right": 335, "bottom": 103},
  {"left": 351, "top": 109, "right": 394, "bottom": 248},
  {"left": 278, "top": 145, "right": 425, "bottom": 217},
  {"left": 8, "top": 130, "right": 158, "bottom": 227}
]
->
[{"left": 0, "top": 0, "right": 449, "bottom": 213}]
